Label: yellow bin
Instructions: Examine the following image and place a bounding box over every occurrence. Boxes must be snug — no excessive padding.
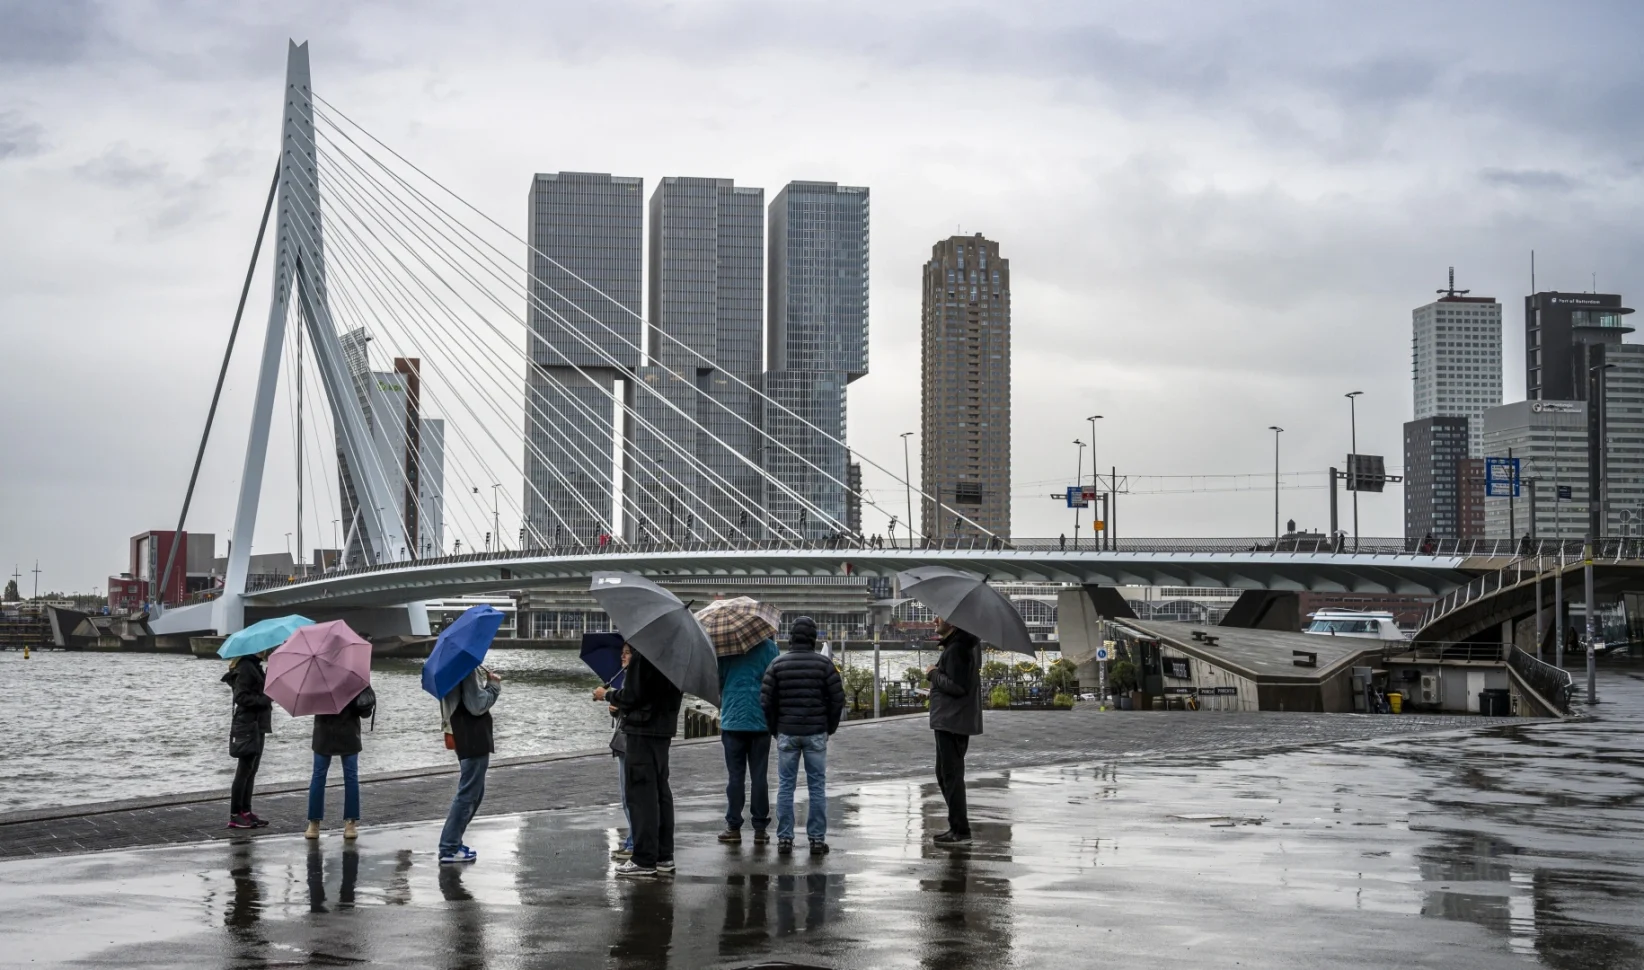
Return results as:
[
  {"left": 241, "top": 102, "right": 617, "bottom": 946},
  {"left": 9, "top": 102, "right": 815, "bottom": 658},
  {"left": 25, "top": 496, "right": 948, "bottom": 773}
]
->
[{"left": 1388, "top": 692, "right": 1403, "bottom": 714}]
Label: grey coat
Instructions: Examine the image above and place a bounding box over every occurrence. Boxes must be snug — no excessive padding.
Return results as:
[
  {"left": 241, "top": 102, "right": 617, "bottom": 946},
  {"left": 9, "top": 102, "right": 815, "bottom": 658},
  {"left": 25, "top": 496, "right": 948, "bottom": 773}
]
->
[{"left": 928, "top": 628, "right": 983, "bottom": 736}]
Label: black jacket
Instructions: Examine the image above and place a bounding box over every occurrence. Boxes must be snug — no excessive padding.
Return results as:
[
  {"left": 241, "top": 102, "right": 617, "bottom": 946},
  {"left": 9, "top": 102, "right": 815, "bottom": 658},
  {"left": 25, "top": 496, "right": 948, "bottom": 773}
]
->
[
  {"left": 610, "top": 651, "right": 682, "bottom": 739},
  {"left": 760, "top": 644, "right": 845, "bottom": 737},
  {"left": 312, "top": 686, "right": 377, "bottom": 757},
  {"left": 928, "top": 628, "right": 983, "bottom": 736},
  {"left": 222, "top": 658, "right": 273, "bottom": 758}
]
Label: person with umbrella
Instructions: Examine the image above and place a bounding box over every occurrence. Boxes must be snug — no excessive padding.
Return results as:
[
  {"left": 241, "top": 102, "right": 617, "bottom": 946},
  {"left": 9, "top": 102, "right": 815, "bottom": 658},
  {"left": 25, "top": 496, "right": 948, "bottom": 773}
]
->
[
  {"left": 697, "top": 597, "right": 782, "bottom": 845},
  {"left": 217, "top": 614, "right": 310, "bottom": 830},
  {"left": 580, "top": 632, "right": 635, "bottom": 858},
  {"left": 897, "top": 567, "right": 1037, "bottom": 848},
  {"left": 588, "top": 572, "right": 718, "bottom": 878},
  {"left": 422, "top": 605, "right": 507, "bottom": 865},
  {"left": 759, "top": 616, "right": 845, "bottom": 856}
]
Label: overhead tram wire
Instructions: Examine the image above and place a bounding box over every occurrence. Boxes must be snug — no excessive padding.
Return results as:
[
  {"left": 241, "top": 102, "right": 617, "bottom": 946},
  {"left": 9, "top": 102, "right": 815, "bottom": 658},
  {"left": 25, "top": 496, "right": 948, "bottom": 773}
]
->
[
  {"left": 288, "top": 165, "right": 727, "bottom": 548},
  {"left": 301, "top": 124, "right": 811, "bottom": 545},
  {"left": 282, "top": 192, "right": 548, "bottom": 553},
  {"left": 299, "top": 132, "right": 785, "bottom": 545},
  {"left": 307, "top": 104, "right": 918, "bottom": 542},
  {"left": 310, "top": 110, "right": 888, "bottom": 544}
]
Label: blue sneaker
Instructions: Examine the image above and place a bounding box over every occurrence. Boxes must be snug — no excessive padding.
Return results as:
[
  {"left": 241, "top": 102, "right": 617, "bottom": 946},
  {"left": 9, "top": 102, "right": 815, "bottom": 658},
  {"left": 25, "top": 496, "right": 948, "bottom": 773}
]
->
[{"left": 439, "top": 846, "right": 477, "bottom": 865}]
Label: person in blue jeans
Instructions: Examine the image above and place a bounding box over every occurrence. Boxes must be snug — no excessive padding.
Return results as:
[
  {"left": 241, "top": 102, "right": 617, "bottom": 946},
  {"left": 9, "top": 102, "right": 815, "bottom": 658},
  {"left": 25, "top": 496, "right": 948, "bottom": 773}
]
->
[
  {"left": 439, "top": 665, "right": 501, "bottom": 864},
  {"left": 759, "top": 617, "right": 845, "bottom": 856},
  {"left": 717, "top": 636, "right": 780, "bottom": 844},
  {"left": 305, "top": 685, "right": 376, "bottom": 841}
]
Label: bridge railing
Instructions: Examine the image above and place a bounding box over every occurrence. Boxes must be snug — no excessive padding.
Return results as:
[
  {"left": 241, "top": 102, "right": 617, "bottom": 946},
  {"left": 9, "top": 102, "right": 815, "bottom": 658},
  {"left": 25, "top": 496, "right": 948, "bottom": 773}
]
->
[
  {"left": 1386, "top": 640, "right": 1509, "bottom": 663},
  {"left": 241, "top": 535, "right": 1644, "bottom": 594},
  {"left": 1417, "top": 538, "right": 1644, "bottom": 631}
]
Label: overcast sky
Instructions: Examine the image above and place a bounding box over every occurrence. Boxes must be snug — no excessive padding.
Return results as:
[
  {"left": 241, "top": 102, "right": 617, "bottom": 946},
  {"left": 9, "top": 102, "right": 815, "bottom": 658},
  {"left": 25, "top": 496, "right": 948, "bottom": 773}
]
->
[{"left": 3, "top": 0, "right": 1643, "bottom": 593}]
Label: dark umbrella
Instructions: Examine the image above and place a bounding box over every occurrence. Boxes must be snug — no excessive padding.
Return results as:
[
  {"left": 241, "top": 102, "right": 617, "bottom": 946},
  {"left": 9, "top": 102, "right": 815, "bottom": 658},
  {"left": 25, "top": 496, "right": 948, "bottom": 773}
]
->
[
  {"left": 589, "top": 572, "right": 719, "bottom": 705},
  {"left": 580, "top": 631, "right": 627, "bottom": 688},
  {"left": 896, "top": 565, "right": 1036, "bottom": 655},
  {"left": 421, "top": 604, "right": 505, "bottom": 699}
]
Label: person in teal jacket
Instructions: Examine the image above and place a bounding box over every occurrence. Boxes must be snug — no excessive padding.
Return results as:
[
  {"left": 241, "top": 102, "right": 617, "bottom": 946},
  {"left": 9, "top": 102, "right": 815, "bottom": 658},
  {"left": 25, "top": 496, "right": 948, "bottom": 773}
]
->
[{"left": 716, "top": 637, "right": 780, "bottom": 844}]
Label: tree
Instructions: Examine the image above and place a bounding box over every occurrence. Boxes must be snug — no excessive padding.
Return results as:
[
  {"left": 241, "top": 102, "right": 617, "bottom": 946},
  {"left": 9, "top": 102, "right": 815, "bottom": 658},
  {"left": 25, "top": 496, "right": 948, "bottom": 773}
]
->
[
  {"left": 841, "top": 665, "right": 876, "bottom": 713},
  {"left": 2, "top": 579, "right": 17, "bottom": 602}
]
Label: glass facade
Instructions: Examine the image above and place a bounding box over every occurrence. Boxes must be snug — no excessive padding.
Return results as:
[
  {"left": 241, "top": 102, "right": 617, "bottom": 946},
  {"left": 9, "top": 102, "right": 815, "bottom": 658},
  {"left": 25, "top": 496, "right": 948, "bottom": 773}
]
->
[
  {"left": 523, "top": 173, "right": 642, "bottom": 545},
  {"left": 764, "top": 182, "right": 870, "bottom": 539}
]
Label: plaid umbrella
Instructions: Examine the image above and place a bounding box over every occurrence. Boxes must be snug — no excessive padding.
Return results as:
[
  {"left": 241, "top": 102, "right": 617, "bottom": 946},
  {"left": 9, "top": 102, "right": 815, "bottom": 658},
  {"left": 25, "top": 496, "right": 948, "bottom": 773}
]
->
[{"left": 695, "top": 596, "right": 782, "bottom": 657}]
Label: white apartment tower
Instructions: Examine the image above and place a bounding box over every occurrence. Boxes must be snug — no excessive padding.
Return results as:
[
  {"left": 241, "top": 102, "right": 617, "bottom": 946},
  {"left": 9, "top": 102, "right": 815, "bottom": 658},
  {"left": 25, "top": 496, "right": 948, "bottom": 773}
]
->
[{"left": 1411, "top": 268, "right": 1503, "bottom": 457}]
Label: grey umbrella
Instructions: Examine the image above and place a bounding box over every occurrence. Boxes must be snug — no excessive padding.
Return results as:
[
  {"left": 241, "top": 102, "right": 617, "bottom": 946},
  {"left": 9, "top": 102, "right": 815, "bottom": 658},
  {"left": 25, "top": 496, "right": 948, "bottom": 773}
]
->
[
  {"left": 896, "top": 565, "right": 1036, "bottom": 655},
  {"left": 589, "top": 572, "right": 720, "bottom": 705}
]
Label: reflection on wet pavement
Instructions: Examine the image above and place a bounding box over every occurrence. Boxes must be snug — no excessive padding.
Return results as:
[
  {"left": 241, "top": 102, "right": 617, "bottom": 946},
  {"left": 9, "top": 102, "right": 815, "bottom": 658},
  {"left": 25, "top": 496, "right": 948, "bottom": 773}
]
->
[{"left": 3, "top": 670, "right": 1642, "bottom": 969}]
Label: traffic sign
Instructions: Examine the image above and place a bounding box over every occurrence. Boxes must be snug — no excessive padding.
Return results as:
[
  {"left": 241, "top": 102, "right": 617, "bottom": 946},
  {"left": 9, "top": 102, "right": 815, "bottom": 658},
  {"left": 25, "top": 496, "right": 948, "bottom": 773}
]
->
[
  {"left": 1095, "top": 646, "right": 1110, "bottom": 662},
  {"left": 1485, "top": 457, "right": 1522, "bottom": 497},
  {"left": 1064, "top": 486, "right": 1097, "bottom": 508}
]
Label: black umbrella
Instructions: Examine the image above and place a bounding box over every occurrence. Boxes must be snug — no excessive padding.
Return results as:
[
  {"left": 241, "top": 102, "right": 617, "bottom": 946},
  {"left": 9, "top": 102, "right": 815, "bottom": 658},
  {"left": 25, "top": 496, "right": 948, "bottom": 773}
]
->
[
  {"left": 589, "top": 572, "right": 720, "bottom": 704},
  {"left": 896, "top": 565, "right": 1036, "bottom": 655}
]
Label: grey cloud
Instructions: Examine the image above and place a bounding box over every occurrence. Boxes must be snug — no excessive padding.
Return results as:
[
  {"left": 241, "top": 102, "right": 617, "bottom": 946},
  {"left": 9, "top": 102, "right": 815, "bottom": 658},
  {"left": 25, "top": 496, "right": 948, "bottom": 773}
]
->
[
  {"left": 75, "top": 146, "right": 170, "bottom": 187},
  {"left": 0, "top": 113, "right": 44, "bottom": 159},
  {"left": 0, "top": 0, "right": 97, "bottom": 66},
  {"left": 73, "top": 146, "right": 217, "bottom": 231},
  {"left": 1480, "top": 168, "right": 1581, "bottom": 192}
]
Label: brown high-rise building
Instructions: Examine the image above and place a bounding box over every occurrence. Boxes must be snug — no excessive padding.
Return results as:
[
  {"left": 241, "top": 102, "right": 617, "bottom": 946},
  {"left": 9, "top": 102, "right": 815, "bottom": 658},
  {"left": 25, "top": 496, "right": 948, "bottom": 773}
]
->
[{"left": 920, "top": 233, "right": 1010, "bottom": 540}]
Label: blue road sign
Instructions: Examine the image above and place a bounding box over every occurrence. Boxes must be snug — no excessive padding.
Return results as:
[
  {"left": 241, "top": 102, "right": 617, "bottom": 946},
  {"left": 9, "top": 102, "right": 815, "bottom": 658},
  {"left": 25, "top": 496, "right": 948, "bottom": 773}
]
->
[
  {"left": 1485, "top": 457, "right": 1522, "bottom": 498},
  {"left": 1065, "top": 486, "right": 1096, "bottom": 508}
]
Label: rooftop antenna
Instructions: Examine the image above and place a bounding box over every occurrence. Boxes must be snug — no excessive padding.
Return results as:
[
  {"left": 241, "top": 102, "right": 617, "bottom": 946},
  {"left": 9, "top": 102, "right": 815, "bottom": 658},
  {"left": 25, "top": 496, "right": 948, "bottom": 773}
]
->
[
  {"left": 1437, "top": 266, "right": 1470, "bottom": 298},
  {"left": 1531, "top": 250, "right": 1535, "bottom": 294}
]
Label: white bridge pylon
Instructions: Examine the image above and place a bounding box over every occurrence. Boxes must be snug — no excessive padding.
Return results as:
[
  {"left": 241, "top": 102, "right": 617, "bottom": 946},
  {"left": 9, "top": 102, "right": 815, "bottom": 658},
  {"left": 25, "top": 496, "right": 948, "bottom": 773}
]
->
[{"left": 202, "top": 41, "right": 424, "bottom": 636}]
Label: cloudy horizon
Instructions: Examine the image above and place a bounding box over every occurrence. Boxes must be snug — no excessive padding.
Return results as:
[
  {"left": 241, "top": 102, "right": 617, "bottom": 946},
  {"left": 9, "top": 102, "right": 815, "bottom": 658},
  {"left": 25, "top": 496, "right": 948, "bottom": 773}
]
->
[{"left": 3, "top": 0, "right": 1642, "bottom": 593}]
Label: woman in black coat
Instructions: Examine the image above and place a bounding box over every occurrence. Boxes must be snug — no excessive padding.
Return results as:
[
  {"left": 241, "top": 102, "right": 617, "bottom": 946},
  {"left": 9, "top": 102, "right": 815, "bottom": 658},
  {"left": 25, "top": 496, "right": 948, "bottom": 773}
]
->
[
  {"left": 306, "top": 686, "right": 376, "bottom": 840},
  {"left": 222, "top": 652, "right": 274, "bottom": 829}
]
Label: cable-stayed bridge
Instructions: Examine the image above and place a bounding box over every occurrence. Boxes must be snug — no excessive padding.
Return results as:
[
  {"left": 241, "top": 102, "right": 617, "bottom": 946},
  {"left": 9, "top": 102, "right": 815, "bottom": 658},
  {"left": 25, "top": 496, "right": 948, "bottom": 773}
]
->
[{"left": 149, "top": 42, "right": 1552, "bottom": 638}]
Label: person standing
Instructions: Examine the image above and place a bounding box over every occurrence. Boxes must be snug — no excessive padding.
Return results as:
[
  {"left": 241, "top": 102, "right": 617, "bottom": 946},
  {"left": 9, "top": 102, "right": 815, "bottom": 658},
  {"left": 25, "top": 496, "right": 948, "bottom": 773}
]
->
[
  {"left": 598, "top": 648, "right": 683, "bottom": 877},
  {"left": 305, "top": 685, "right": 377, "bottom": 841},
  {"left": 438, "top": 665, "right": 501, "bottom": 864},
  {"left": 717, "top": 636, "right": 780, "bottom": 844},
  {"left": 927, "top": 619, "right": 982, "bottom": 846},
  {"left": 607, "top": 644, "right": 635, "bottom": 859},
  {"left": 223, "top": 650, "right": 274, "bottom": 830},
  {"left": 760, "top": 617, "right": 845, "bottom": 857}
]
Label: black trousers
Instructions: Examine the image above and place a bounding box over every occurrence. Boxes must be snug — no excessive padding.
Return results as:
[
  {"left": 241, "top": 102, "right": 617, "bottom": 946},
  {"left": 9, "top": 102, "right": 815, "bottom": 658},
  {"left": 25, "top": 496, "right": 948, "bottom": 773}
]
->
[
  {"left": 231, "top": 752, "right": 262, "bottom": 815},
  {"left": 624, "top": 734, "right": 675, "bottom": 868},
  {"left": 721, "top": 730, "right": 771, "bottom": 831},
  {"left": 934, "top": 730, "right": 970, "bottom": 836}
]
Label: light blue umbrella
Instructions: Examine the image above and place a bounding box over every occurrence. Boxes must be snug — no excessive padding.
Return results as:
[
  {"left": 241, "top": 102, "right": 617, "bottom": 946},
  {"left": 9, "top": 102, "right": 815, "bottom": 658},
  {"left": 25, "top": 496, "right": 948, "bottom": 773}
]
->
[{"left": 218, "top": 615, "right": 314, "bottom": 659}]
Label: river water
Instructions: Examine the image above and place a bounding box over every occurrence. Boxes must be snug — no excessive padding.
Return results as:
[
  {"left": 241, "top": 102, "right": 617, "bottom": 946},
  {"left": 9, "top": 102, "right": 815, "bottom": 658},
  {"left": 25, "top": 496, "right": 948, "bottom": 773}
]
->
[{"left": 0, "top": 646, "right": 959, "bottom": 813}]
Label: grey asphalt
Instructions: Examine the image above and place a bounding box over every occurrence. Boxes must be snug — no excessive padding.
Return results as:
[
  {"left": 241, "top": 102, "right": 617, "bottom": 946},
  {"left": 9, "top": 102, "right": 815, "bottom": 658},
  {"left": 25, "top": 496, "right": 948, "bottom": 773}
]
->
[{"left": 2, "top": 676, "right": 1641, "bottom": 968}]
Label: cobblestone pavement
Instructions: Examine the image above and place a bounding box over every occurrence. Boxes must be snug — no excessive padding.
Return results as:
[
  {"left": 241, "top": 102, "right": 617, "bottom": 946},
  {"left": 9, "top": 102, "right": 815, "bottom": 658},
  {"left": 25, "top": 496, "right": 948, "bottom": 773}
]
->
[{"left": 0, "top": 707, "right": 1503, "bottom": 859}]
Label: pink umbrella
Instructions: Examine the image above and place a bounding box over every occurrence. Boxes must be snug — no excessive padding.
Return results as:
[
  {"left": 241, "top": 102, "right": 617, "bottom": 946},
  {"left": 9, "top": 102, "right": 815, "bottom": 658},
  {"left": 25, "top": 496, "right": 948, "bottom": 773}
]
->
[{"left": 265, "top": 620, "right": 372, "bottom": 716}]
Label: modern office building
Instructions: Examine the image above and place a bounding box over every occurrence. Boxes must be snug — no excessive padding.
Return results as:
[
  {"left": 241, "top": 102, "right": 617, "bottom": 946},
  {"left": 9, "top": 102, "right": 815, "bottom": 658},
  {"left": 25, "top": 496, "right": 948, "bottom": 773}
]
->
[
  {"left": 919, "top": 233, "right": 1011, "bottom": 540},
  {"left": 1525, "top": 291, "right": 1635, "bottom": 401},
  {"left": 523, "top": 172, "right": 643, "bottom": 546},
  {"left": 1402, "top": 416, "right": 1483, "bottom": 540},
  {"left": 762, "top": 181, "right": 870, "bottom": 540},
  {"left": 628, "top": 177, "right": 765, "bottom": 542},
  {"left": 1411, "top": 270, "right": 1502, "bottom": 458},
  {"left": 1591, "top": 342, "right": 1644, "bottom": 536},
  {"left": 1482, "top": 400, "right": 1588, "bottom": 539}
]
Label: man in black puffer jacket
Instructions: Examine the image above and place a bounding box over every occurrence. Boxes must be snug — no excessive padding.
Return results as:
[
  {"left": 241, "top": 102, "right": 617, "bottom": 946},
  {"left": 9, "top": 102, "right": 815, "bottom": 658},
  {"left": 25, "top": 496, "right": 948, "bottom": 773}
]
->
[{"left": 760, "top": 616, "right": 845, "bottom": 856}]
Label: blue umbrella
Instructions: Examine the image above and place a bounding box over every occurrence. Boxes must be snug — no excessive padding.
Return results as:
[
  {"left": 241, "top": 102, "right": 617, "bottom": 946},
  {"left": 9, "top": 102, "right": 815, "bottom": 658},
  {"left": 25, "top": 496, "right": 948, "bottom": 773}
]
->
[
  {"left": 580, "top": 632, "right": 626, "bottom": 688},
  {"left": 422, "top": 605, "right": 505, "bottom": 699},
  {"left": 218, "top": 615, "right": 314, "bottom": 659}
]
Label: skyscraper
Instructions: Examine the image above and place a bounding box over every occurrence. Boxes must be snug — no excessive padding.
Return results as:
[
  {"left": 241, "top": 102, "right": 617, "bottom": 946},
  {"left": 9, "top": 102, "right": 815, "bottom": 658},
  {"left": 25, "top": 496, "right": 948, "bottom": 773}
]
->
[
  {"left": 523, "top": 172, "right": 642, "bottom": 546},
  {"left": 627, "top": 177, "right": 764, "bottom": 542},
  {"left": 1403, "top": 416, "right": 1480, "bottom": 540},
  {"left": 919, "top": 233, "right": 1011, "bottom": 540},
  {"left": 762, "top": 181, "right": 869, "bottom": 540},
  {"left": 1525, "top": 291, "right": 1635, "bottom": 401},
  {"left": 1411, "top": 269, "right": 1503, "bottom": 458}
]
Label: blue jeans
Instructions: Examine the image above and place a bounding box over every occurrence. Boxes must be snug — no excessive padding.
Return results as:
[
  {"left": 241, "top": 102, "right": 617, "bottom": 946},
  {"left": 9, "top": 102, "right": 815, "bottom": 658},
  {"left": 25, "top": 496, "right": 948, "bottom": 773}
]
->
[
  {"left": 439, "top": 755, "right": 489, "bottom": 854},
  {"left": 615, "top": 754, "right": 633, "bottom": 849},
  {"left": 775, "top": 732, "right": 828, "bottom": 843},
  {"left": 307, "top": 753, "right": 360, "bottom": 821},
  {"left": 722, "top": 730, "right": 771, "bottom": 832}
]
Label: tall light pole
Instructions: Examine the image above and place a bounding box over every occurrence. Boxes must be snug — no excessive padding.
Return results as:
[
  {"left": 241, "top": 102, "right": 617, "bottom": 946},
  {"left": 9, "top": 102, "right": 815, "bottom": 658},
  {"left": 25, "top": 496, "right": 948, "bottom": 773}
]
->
[
  {"left": 1072, "top": 439, "right": 1086, "bottom": 548},
  {"left": 1268, "top": 426, "right": 1284, "bottom": 544},
  {"left": 900, "top": 432, "right": 915, "bottom": 550},
  {"left": 491, "top": 483, "right": 503, "bottom": 552},
  {"left": 1345, "top": 391, "right": 1364, "bottom": 550},
  {"left": 1086, "top": 415, "right": 1103, "bottom": 547}
]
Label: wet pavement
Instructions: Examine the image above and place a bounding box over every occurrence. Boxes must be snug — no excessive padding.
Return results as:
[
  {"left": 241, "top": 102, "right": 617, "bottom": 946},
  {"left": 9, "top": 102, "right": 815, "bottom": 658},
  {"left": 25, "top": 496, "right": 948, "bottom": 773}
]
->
[{"left": 1, "top": 673, "right": 1641, "bottom": 969}]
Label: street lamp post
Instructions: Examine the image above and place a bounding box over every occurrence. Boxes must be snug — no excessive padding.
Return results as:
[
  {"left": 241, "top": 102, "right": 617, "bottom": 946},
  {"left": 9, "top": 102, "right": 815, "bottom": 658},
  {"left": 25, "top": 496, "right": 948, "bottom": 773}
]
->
[
  {"left": 1345, "top": 391, "right": 1364, "bottom": 550},
  {"left": 1086, "top": 415, "right": 1103, "bottom": 548},
  {"left": 1268, "top": 426, "right": 1284, "bottom": 544},
  {"left": 900, "top": 432, "right": 915, "bottom": 550},
  {"left": 491, "top": 483, "right": 503, "bottom": 552},
  {"left": 1072, "top": 439, "right": 1086, "bottom": 548}
]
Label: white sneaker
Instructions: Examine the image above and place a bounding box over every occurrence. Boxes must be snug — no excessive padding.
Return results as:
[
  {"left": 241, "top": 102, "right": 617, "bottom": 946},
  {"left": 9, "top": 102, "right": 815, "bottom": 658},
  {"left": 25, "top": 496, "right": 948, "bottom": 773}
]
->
[{"left": 615, "top": 860, "right": 656, "bottom": 878}]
